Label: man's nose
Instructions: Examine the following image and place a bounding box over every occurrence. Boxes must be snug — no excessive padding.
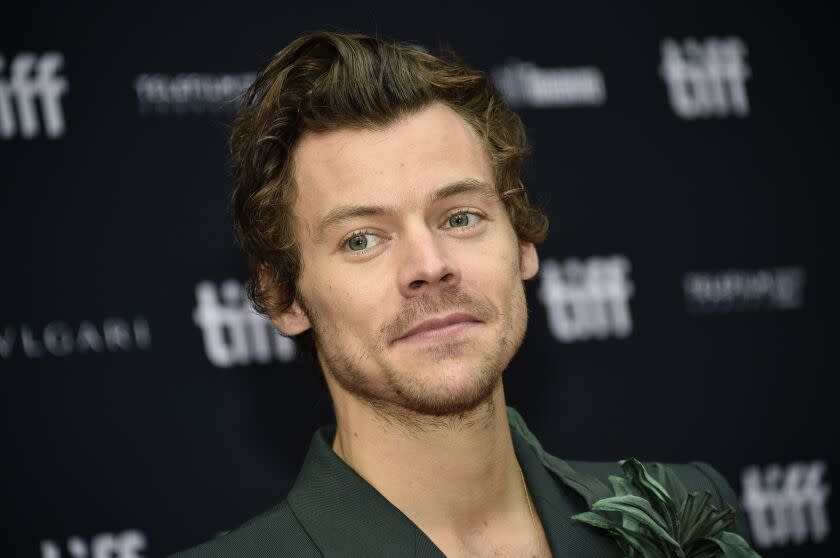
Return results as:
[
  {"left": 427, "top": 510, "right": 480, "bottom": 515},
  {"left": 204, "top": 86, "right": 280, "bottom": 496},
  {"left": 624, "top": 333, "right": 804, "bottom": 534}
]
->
[{"left": 397, "top": 226, "right": 461, "bottom": 298}]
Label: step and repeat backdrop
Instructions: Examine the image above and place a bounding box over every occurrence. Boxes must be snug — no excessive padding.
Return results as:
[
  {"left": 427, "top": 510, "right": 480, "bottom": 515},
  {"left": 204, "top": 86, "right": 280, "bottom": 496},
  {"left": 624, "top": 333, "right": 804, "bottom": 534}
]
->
[{"left": 3, "top": 3, "right": 836, "bottom": 557}]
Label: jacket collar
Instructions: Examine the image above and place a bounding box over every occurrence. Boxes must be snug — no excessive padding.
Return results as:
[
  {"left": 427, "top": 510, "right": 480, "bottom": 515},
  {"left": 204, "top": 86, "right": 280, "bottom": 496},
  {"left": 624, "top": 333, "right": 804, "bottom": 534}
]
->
[
  {"left": 287, "top": 408, "right": 621, "bottom": 557},
  {"left": 512, "top": 416, "right": 622, "bottom": 557},
  {"left": 287, "top": 422, "right": 443, "bottom": 557}
]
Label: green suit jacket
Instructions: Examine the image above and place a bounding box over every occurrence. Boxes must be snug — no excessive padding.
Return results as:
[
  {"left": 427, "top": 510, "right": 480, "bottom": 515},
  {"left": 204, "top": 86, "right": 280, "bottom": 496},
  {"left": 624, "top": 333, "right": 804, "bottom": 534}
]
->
[{"left": 172, "top": 408, "right": 751, "bottom": 557}]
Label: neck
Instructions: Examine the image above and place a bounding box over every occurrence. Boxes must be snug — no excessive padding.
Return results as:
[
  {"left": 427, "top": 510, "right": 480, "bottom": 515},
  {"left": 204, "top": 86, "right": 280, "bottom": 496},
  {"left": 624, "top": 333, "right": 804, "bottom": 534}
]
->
[{"left": 329, "top": 382, "right": 528, "bottom": 541}]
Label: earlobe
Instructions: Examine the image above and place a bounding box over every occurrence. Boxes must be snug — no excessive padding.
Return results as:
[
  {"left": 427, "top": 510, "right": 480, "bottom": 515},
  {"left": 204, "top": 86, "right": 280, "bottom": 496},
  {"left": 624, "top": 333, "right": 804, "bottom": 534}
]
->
[
  {"left": 258, "top": 262, "right": 312, "bottom": 336},
  {"left": 271, "top": 299, "right": 312, "bottom": 336},
  {"left": 519, "top": 241, "right": 539, "bottom": 280}
]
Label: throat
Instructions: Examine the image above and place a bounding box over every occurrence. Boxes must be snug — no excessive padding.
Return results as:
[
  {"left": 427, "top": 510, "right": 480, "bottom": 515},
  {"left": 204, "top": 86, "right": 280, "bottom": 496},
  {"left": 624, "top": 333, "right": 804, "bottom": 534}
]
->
[{"left": 328, "top": 385, "right": 551, "bottom": 555}]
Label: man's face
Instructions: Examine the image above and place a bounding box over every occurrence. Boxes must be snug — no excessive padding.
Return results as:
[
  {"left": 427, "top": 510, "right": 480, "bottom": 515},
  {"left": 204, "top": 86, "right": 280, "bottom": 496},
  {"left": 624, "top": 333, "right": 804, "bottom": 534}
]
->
[{"left": 279, "top": 102, "right": 538, "bottom": 417}]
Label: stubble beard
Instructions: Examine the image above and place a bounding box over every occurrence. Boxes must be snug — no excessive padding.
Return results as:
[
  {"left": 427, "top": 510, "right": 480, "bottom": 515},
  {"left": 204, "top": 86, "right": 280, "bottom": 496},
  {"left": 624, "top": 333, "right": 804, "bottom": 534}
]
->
[{"left": 300, "top": 284, "right": 529, "bottom": 430}]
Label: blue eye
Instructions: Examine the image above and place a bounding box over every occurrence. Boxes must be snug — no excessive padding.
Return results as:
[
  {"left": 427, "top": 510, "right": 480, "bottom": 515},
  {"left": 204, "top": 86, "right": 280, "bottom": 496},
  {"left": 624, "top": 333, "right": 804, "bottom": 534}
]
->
[
  {"left": 345, "top": 233, "right": 379, "bottom": 252},
  {"left": 446, "top": 211, "right": 481, "bottom": 228}
]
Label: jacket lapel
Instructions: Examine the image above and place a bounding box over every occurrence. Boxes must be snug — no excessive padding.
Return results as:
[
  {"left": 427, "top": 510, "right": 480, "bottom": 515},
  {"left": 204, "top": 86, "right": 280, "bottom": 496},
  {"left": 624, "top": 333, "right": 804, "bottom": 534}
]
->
[
  {"left": 287, "top": 424, "right": 445, "bottom": 557},
  {"left": 512, "top": 416, "right": 624, "bottom": 557},
  {"left": 288, "top": 412, "right": 622, "bottom": 557}
]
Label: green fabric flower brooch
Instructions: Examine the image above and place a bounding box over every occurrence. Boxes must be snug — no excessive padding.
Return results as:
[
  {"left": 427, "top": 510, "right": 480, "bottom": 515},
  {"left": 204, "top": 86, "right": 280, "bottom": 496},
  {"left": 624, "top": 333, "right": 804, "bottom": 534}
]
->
[
  {"left": 506, "top": 407, "right": 762, "bottom": 558},
  {"left": 571, "top": 458, "right": 760, "bottom": 558}
]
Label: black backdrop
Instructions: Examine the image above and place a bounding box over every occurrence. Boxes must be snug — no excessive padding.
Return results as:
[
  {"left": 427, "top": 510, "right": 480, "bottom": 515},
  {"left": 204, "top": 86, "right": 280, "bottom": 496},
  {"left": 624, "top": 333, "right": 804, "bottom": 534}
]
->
[{"left": 3, "top": 3, "right": 837, "bottom": 557}]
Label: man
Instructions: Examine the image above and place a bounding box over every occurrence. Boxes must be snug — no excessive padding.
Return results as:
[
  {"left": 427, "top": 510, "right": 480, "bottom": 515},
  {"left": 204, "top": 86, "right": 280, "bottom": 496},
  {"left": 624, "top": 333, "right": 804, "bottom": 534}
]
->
[{"left": 174, "top": 32, "right": 751, "bottom": 557}]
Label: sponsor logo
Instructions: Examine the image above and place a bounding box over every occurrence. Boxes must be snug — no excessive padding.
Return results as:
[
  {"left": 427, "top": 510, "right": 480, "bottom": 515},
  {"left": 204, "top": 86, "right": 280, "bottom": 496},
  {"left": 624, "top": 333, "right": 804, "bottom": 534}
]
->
[
  {"left": 41, "top": 529, "right": 146, "bottom": 558},
  {"left": 491, "top": 60, "right": 606, "bottom": 108},
  {"left": 134, "top": 72, "right": 255, "bottom": 114},
  {"left": 0, "top": 52, "right": 68, "bottom": 139},
  {"left": 538, "top": 256, "right": 633, "bottom": 342},
  {"left": 660, "top": 37, "right": 750, "bottom": 119},
  {"left": 683, "top": 267, "right": 805, "bottom": 313},
  {"left": 192, "top": 279, "right": 295, "bottom": 368},
  {"left": 742, "top": 461, "right": 831, "bottom": 548},
  {"left": 0, "top": 317, "right": 151, "bottom": 359}
]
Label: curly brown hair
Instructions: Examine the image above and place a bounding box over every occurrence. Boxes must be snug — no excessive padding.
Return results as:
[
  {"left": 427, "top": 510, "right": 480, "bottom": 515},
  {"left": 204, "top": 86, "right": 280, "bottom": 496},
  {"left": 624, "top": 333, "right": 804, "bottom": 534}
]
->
[{"left": 230, "top": 31, "right": 548, "bottom": 349}]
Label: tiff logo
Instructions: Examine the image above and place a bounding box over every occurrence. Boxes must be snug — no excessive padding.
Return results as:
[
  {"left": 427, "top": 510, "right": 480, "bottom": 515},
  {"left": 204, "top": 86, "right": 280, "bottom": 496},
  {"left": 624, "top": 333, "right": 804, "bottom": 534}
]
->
[
  {"left": 0, "top": 52, "right": 68, "bottom": 139},
  {"left": 538, "top": 256, "right": 634, "bottom": 342},
  {"left": 742, "top": 461, "right": 831, "bottom": 548},
  {"left": 41, "top": 530, "right": 146, "bottom": 558},
  {"left": 193, "top": 279, "right": 295, "bottom": 368},
  {"left": 660, "top": 37, "right": 750, "bottom": 119}
]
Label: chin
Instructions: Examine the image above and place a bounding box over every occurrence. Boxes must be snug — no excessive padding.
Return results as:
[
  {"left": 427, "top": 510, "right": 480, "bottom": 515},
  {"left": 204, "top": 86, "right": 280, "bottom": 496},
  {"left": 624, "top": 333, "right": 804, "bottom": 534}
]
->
[{"left": 386, "top": 359, "right": 504, "bottom": 417}]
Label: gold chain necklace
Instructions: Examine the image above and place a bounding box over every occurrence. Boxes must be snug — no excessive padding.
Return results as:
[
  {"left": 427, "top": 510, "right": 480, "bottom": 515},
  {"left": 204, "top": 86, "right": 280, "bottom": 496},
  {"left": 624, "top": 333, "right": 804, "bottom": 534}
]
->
[{"left": 517, "top": 461, "right": 543, "bottom": 557}]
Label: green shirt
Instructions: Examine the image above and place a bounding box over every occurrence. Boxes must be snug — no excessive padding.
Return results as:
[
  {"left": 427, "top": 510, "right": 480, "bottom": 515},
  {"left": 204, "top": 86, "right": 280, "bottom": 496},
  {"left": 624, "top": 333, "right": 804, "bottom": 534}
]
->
[{"left": 172, "top": 408, "right": 750, "bottom": 557}]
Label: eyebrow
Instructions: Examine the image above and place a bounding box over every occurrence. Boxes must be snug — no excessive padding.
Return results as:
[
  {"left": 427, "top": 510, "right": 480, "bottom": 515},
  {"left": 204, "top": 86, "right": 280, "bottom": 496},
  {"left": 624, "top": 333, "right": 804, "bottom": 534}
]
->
[{"left": 314, "top": 178, "right": 498, "bottom": 243}]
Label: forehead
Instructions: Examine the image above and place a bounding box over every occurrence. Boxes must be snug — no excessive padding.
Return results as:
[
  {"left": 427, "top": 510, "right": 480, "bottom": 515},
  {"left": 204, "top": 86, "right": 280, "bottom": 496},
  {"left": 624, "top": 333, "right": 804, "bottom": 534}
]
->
[{"left": 291, "top": 103, "right": 494, "bottom": 229}]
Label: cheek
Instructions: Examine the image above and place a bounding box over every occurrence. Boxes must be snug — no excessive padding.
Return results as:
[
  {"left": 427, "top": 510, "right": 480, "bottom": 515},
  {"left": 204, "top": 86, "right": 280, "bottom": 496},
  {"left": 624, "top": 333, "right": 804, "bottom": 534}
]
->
[
  {"left": 308, "top": 268, "right": 389, "bottom": 335},
  {"left": 461, "top": 238, "right": 521, "bottom": 286}
]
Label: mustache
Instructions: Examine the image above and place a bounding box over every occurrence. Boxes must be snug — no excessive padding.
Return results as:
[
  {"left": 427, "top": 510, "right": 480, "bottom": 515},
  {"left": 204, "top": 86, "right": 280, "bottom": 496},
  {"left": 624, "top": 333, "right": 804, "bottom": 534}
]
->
[{"left": 379, "top": 288, "right": 496, "bottom": 343}]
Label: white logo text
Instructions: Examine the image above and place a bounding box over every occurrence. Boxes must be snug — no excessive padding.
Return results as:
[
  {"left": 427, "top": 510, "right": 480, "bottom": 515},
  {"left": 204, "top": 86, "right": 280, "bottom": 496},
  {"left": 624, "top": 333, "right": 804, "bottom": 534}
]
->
[
  {"left": 538, "top": 256, "right": 634, "bottom": 342},
  {"left": 134, "top": 73, "right": 254, "bottom": 114},
  {"left": 742, "top": 461, "right": 831, "bottom": 547},
  {"left": 41, "top": 529, "right": 146, "bottom": 558},
  {"left": 683, "top": 267, "right": 805, "bottom": 313},
  {"left": 193, "top": 279, "right": 296, "bottom": 367},
  {"left": 492, "top": 61, "right": 605, "bottom": 108},
  {"left": 0, "top": 317, "right": 151, "bottom": 359},
  {"left": 0, "top": 52, "right": 68, "bottom": 139},
  {"left": 660, "top": 37, "right": 750, "bottom": 119}
]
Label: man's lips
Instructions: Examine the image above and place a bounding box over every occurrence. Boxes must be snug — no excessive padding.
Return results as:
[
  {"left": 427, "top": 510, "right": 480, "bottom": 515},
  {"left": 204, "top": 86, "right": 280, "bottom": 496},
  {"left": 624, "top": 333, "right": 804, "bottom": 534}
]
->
[{"left": 394, "top": 312, "right": 482, "bottom": 342}]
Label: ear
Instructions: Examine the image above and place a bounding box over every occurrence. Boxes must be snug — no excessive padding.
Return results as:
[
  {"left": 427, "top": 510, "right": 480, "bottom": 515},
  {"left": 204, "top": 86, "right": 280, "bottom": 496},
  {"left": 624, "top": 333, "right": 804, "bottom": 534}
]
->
[
  {"left": 258, "top": 262, "right": 312, "bottom": 336},
  {"left": 518, "top": 241, "right": 539, "bottom": 280},
  {"left": 270, "top": 298, "right": 312, "bottom": 336}
]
